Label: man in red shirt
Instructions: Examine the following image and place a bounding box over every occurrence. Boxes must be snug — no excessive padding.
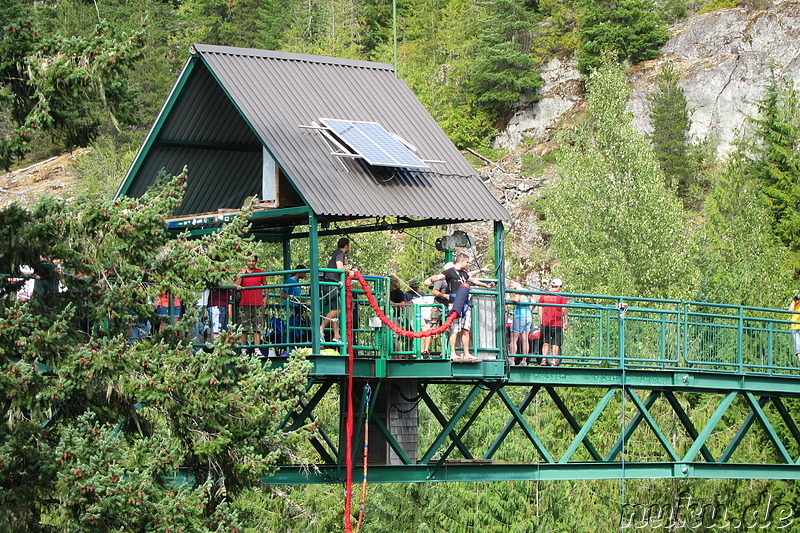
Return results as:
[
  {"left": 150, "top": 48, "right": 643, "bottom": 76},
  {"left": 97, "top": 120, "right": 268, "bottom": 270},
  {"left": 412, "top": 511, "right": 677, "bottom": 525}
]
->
[
  {"left": 539, "top": 278, "right": 568, "bottom": 366},
  {"left": 236, "top": 255, "right": 267, "bottom": 355}
]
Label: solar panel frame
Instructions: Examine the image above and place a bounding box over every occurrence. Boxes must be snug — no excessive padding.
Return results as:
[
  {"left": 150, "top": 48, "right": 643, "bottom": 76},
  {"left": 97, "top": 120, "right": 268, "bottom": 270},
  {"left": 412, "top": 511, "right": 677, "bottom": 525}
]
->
[{"left": 320, "top": 118, "right": 430, "bottom": 169}]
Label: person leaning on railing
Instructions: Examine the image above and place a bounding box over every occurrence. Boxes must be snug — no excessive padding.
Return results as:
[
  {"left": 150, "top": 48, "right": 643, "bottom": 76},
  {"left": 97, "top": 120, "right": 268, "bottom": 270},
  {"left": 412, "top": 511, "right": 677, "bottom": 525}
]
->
[{"left": 790, "top": 295, "right": 800, "bottom": 362}]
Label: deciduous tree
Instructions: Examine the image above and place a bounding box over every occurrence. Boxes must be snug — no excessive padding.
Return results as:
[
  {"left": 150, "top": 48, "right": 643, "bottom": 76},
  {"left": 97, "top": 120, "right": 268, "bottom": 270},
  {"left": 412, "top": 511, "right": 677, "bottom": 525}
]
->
[{"left": 538, "top": 53, "right": 694, "bottom": 298}]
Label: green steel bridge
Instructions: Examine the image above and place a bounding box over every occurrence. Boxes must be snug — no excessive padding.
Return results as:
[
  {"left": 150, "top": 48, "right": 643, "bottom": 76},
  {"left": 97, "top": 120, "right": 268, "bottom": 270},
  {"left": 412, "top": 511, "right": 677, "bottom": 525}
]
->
[{"left": 235, "top": 269, "right": 800, "bottom": 486}]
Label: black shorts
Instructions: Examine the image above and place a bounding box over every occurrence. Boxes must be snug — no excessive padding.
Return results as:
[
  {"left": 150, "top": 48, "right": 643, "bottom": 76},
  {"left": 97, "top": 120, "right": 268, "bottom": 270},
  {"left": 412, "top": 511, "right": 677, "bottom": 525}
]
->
[
  {"left": 541, "top": 325, "right": 563, "bottom": 347},
  {"left": 322, "top": 285, "right": 340, "bottom": 310}
]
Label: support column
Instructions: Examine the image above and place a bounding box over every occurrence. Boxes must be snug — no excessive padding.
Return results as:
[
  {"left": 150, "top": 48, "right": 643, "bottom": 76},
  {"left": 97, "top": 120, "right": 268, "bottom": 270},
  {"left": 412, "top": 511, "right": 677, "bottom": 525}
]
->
[
  {"left": 282, "top": 239, "right": 291, "bottom": 271},
  {"left": 494, "top": 221, "right": 506, "bottom": 363},
  {"left": 309, "top": 213, "right": 321, "bottom": 355}
]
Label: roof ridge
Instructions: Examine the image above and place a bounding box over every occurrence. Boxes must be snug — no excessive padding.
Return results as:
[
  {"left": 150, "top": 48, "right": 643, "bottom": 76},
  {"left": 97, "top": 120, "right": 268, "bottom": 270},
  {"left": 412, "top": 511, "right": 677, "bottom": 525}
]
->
[{"left": 191, "top": 44, "right": 395, "bottom": 71}]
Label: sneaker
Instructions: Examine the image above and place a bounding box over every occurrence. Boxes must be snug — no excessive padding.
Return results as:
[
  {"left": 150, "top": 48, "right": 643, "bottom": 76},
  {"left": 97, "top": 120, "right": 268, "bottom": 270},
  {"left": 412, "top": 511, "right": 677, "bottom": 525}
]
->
[
  {"left": 519, "top": 360, "right": 528, "bottom": 366},
  {"left": 254, "top": 348, "right": 263, "bottom": 357}
]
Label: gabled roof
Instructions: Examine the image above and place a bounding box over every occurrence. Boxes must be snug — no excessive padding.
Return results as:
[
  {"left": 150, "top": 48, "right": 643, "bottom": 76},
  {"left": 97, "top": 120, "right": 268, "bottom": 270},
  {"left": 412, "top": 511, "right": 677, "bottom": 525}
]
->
[{"left": 118, "top": 45, "right": 510, "bottom": 223}]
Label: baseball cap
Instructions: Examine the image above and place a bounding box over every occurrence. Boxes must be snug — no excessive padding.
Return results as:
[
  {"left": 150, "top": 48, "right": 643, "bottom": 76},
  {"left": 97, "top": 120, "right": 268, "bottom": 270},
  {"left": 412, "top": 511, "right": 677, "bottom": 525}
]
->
[
  {"left": 550, "top": 278, "right": 563, "bottom": 287},
  {"left": 409, "top": 279, "right": 420, "bottom": 286}
]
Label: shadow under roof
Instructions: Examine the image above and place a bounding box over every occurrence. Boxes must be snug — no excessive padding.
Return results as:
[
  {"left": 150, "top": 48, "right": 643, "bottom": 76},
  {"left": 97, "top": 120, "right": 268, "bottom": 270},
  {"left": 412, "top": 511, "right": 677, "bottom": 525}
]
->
[{"left": 118, "top": 44, "right": 511, "bottom": 224}]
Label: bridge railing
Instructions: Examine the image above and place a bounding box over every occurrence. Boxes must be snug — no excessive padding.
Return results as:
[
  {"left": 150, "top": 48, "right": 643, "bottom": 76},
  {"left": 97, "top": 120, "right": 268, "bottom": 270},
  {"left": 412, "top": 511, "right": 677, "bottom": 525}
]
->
[
  {"left": 536, "top": 293, "right": 798, "bottom": 374},
  {"left": 6, "top": 264, "right": 797, "bottom": 373},
  {"left": 164, "top": 278, "right": 800, "bottom": 372}
]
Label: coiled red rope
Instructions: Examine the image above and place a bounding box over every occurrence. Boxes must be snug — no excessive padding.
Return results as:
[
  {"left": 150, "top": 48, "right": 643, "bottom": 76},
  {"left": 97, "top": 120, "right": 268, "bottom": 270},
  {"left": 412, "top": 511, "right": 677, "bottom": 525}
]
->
[{"left": 351, "top": 270, "right": 458, "bottom": 337}]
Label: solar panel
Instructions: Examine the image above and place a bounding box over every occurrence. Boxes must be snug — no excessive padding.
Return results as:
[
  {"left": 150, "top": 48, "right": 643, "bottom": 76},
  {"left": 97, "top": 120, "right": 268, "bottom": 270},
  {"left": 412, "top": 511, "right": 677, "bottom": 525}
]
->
[{"left": 320, "top": 118, "right": 429, "bottom": 169}]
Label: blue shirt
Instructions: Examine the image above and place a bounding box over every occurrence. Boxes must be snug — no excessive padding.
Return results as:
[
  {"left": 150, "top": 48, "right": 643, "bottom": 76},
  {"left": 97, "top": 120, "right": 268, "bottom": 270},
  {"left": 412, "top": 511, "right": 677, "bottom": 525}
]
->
[{"left": 285, "top": 275, "right": 301, "bottom": 298}]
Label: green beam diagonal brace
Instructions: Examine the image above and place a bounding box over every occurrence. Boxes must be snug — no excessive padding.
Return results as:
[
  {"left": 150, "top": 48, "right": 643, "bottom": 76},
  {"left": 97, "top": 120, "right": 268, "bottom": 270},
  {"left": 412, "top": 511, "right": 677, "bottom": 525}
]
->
[
  {"left": 418, "top": 385, "right": 474, "bottom": 461},
  {"left": 771, "top": 398, "right": 800, "bottom": 463},
  {"left": 720, "top": 394, "right": 771, "bottom": 464},
  {"left": 682, "top": 391, "right": 737, "bottom": 463},
  {"left": 486, "top": 386, "right": 540, "bottom": 458},
  {"left": 559, "top": 388, "right": 617, "bottom": 464},
  {"left": 623, "top": 389, "right": 678, "bottom": 462},
  {"left": 663, "top": 390, "right": 716, "bottom": 463},
  {"left": 280, "top": 379, "right": 334, "bottom": 432},
  {"left": 547, "top": 387, "right": 604, "bottom": 462},
  {"left": 607, "top": 390, "right": 661, "bottom": 461},
  {"left": 606, "top": 390, "right": 662, "bottom": 461},
  {"left": 727, "top": 392, "right": 792, "bottom": 464},
  {"left": 277, "top": 379, "right": 337, "bottom": 464},
  {"left": 370, "top": 409, "right": 413, "bottom": 465},
  {"left": 490, "top": 387, "right": 554, "bottom": 463},
  {"left": 433, "top": 385, "right": 502, "bottom": 469},
  {"left": 420, "top": 385, "right": 483, "bottom": 464}
]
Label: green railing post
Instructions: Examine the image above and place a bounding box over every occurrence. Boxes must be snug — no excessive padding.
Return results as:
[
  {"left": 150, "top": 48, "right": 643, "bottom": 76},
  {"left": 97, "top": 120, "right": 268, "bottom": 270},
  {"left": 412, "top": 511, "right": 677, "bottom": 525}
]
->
[
  {"left": 737, "top": 306, "right": 744, "bottom": 373},
  {"left": 494, "top": 221, "right": 506, "bottom": 363},
  {"left": 767, "top": 320, "right": 774, "bottom": 373},
  {"left": 618, "top": 298, "right": 625, "bottom": 369},
  {"left": 659, "top": 311, "right": 666, "bottom": 366},
  {"left": 309, "top": 213, "right": 321, "bottom": 355},
  {"left": 681, "top": 302, "right": 688, "bottom": 366}
]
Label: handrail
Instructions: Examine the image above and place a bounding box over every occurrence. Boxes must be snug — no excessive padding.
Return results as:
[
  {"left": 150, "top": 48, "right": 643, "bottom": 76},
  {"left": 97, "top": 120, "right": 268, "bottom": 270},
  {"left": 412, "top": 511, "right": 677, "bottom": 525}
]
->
[{"left": 5, "top": 267, "right": 799, "bottom": 374}]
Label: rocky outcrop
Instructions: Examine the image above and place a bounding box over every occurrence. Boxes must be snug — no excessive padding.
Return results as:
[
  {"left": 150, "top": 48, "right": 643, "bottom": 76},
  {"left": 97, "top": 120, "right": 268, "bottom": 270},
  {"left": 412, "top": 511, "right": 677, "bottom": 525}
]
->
[
  {"left": 494, "top": 0, "right": 800, "bottom": 156},
  {"left": 493, "top": 56, "right": 583, "bottom": 148},
  {"left": 631, "top": 0, "right": 800, "bottom": 154}
]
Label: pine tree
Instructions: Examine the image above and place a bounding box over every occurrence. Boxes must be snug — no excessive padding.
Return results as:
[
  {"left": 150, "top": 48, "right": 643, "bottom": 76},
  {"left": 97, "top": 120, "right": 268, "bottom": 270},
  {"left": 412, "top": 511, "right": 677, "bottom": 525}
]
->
[
  {"left": 647, "top": 62, "right": 697, "bottom": 205},
  {"left": 747, "top": 73, "right": 800, "bottom": 275},
  {"left": 0, "top": 0, "right": 146, "bottom": 169},
  {"left": 697, "top": 156, "right": 792, "bottom": 307},
  {"left": 0, "top": 176, "right": 312, "bottom": 530},
  {"left": 468, "top": 0, "right": 542, "bottom": 122},
  {"left": 576, "top": 0, "right": 668, "bottom": 74}
]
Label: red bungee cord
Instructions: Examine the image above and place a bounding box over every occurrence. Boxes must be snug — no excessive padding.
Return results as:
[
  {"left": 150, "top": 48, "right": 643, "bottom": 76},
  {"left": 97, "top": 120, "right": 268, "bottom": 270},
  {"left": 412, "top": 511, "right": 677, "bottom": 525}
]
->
[{"left": 343, "top": 271, "right": 459, "bottom": 532}]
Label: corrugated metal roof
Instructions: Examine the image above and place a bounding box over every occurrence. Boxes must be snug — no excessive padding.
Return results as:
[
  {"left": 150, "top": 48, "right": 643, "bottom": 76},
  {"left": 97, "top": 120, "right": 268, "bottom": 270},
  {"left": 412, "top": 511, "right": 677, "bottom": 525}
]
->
[{"left": 121, "top": 44, "right": 510, "bottom": 222}]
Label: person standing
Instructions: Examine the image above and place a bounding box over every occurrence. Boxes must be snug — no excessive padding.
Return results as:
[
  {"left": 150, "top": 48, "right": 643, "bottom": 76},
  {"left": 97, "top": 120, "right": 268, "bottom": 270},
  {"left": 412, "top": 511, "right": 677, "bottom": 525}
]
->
[
  {"left": 281, "top": 265, "right": 307, "bottom": 309},
  {"left": 320, "top": 238, "right": 352, "bottom": 342},
  {"left": 539, "top": 278, "right": 568, "bottom": 366},
  {"left": 423, "top": 253, "right": 494, "bottom": 362},
  {"left": 155, "top": 291, "right": 181, "bottom": 333},
  {"left": 207, "top": 278, "right": 235, "bottom": 343},
  {"left": 790, "top": 295, "right": 800, "bottom": 362},
  {"left": 403, "top": 280, "right": 426, "bottom": 302},
  {"left": 508, "top": 278, "right": 534, "bottom": 366},
  {"left": 236, "top": 255, "right": 267, "bottom": 354}
]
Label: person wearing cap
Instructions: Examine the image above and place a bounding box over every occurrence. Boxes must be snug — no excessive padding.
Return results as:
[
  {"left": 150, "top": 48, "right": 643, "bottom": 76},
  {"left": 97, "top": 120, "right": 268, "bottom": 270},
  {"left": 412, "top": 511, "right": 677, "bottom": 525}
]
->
[
  {"left": 403, "top": 279, "right": 426, "bottom": 302},
  {"left": 539, "top": 277, "right": 568, "bottom": 366}
]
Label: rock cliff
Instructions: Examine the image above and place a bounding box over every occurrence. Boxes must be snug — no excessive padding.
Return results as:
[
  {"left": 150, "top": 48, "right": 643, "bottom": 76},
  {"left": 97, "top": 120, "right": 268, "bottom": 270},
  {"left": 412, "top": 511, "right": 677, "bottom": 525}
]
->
[
  {"left": 485, "top": 1, "right": 800, "bottom": 282},
  {"left": 495, "top": 0, "right": 800, "bottom": 156}
]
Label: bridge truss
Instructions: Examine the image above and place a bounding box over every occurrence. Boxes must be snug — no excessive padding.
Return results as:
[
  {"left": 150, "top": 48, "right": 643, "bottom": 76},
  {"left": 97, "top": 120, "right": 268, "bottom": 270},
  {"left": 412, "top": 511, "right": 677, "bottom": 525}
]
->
[{"left": 269, "top": 362, "right": 800, "bottom": 485}]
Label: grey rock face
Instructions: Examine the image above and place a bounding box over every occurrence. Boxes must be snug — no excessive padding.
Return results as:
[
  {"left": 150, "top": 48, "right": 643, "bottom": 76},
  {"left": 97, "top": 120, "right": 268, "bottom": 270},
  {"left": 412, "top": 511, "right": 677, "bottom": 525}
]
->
[
  {"left": 632, "top": 1, "right": 800, "bottom": 154},
  {"left": 495, "top": 1, "right": 800, "bottom": 156}
]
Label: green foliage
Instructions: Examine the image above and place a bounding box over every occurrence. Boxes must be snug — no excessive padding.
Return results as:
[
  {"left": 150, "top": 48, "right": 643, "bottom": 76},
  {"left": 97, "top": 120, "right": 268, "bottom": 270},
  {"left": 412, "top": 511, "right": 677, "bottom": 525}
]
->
[
  {"left": 538, "top": 53, "right": 695, "bottom": 298},
  {"left": 75, "top": 136, "right": 139, "bottom": 199},
  {"left": 520, "top": 150, "right": 556, "bottom": 177},
  {"left": 576, "top": 0, "right": 669, "bottom": 74},
  {"left": 697, "top": 0, "right": 739, "bottom": 15},
  {"left": 0, "top": 1, "right": 146, "bottom": 170},
  {"left": 696, "top": 156, "right": 792, "bottom": 306},
  {"left": 468, "top": 0, "right": 542, "bottom": 122},
  {"left": 647, "top": 62, "right": 707, "bottom": 207},
  {"left": 0, "top": 178, "right": 312, "bottom": 530},
  {"left": 745, "top": 73, "right": 800, "bottom": 276}
]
